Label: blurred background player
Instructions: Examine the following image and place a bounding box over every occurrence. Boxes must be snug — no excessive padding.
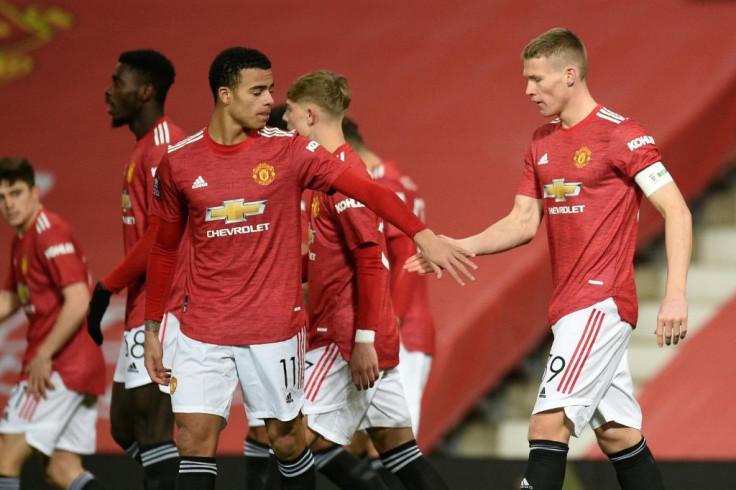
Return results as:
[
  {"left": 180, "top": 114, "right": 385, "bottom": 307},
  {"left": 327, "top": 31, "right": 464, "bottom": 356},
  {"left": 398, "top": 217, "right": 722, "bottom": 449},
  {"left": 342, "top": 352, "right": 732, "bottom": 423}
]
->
[
  {"left": 143, "top": 47, "right": 471, "bottom": 490},
  {"left": 343, "top": 117, "right": 436, "bottom": 437},
  {"left": 284, "top": 70, "right": 448, "bottom": 490},
  {"left": 0, "top": 157, "right": 106, "bottom": 489},
  {"left": 88, "top": 49, "right": 188, "bottom": 489}
]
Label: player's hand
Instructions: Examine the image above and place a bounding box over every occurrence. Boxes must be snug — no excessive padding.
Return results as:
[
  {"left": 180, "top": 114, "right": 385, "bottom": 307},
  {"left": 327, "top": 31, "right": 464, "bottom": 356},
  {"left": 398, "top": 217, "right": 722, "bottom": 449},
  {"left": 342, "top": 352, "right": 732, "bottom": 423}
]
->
[
  {"left": 404, "top": 252, "right": 433, "bottom": 275},
  {"left": 144, "top": 330, "right": 170, "bottom": 385},
  {"left": 87, "top": 281, "right": 111, "bottom": 345},
  {"left": 411, "top": 231, "right": 477, "bottom": 285},
  {"left": 25, "top": 353, "right": 54, "bottom": 401},
  {"left": 350, "top": 342, "right": 379, "bottom": 391},
  {"left": 655, "top": 294, "right": 688, "bottom": 347}
]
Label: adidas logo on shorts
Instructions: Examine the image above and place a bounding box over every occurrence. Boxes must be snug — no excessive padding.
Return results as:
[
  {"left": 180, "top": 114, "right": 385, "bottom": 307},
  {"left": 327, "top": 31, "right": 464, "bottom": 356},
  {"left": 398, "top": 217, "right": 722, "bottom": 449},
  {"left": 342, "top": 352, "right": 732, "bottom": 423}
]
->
[
  {"left": 539, "top": 387, "right": 546, "bottom": 399},
  {"left": 127, "top": 362, "right": 138, "bottom": 373},
  {"left": 285, "top": 393, "right": 293, "bottom": 404},
  {"left": 521, "top": 478, "right": 534, "bottom": 489}
]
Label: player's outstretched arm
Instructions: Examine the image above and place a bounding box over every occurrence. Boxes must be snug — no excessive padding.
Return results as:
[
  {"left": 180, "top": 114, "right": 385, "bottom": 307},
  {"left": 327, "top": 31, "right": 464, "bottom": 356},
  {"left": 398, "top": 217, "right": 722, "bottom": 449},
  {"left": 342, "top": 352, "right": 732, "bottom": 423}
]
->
[
  {"left": 404, "top": 195, "right": 543, "bottom": 275},
  {"left": 26, "top": 281, "right": 89, "bottom": 400},
  {"left": 647, "top": 181, "right": 691, "bottom": 347}
]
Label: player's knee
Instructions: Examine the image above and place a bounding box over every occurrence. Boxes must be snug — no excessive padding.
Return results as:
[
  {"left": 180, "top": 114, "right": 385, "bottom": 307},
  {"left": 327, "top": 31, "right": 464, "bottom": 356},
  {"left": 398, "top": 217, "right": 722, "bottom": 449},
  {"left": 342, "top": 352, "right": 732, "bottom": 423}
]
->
[
  {"left": 43, "top": 452, "right": 84, "bottom": 488},
  {"left": 594, "top": 423, "right": 641, "bottom": 455},
  {"left": 175, "top": 414, "right": 221, "bottom": 457},
  {"left": 267, "top": 418, "right": 305, "bottom": 460},
  {"left": 368, "top": 427, "right": 413, "bottom": 454},
  {"left": 527, "top": 409, "right": 571, "bottom": 442}
]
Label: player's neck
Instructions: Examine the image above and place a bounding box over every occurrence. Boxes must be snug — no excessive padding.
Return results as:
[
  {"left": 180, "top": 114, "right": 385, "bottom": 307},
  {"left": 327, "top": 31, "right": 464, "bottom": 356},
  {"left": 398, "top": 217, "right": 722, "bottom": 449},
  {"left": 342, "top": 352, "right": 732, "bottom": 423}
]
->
[
  {"left": 16, "top": 205, "right": 42, "bottom": 237},
  {"left": 208, "top": 111, "right": 252, "bottom": 146},
  {"left": 130, "top": 107, "right": 165, "bottom": 140},
  {"left": 312, "top": 125, "right": 345, "bottom": 153},
  {"left": 558, "top": 91, "right": 597, "bottom": 129}
]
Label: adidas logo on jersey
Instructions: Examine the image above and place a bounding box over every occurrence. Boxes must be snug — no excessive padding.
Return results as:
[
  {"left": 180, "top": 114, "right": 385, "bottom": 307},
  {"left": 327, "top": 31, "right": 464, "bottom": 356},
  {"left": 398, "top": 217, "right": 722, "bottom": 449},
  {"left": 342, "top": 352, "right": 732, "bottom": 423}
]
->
[
  {"left": 192, "top": 176, "right": 208, "bottom": 189},
  {"left": 520, "top": 478, "right": 534, "bottom": 489},
  {"left": 537, "top": 153, "right": 549, "bottom": 165},
  {"left": 286, "top": 393, "right": 293, "bottom": 404},
  {"left": 539, "top": 387, "right": 546, "bottom": 398},
  {"left": 127, "top": 363, "right": 138, "bottom": 373}
]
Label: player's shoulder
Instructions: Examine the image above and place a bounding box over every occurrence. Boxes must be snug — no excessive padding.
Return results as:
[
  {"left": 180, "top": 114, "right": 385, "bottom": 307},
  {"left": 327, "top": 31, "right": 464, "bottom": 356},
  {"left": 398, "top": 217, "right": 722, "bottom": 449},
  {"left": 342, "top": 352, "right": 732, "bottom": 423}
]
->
[
  {"left": 33, "top": 210, "right": 77, "bottom": 246},
  {"left": 258, "top": 126, "right": 296, "bottom": 139},
  {"left": 148, "top": 118, "right": 186, "bottom": 148},
  {"left": 167, "top": 129, "right": 206, "bottom": 156}
]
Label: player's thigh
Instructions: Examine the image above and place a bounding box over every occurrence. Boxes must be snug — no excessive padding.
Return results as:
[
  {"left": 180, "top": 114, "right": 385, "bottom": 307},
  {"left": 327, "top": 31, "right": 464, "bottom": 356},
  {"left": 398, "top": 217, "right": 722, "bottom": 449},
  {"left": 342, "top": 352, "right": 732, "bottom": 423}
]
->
[
  {"left": 237, "top": 327, "right": 306, "bottom": 422},
  {"left": 0, "top": 433, "right": 33, "bottom": 476},
  {"left": 175, "top": 412, "right": 224, "bottom": 458},
  {"left": 128, "top": 383, "right": 174, "bottom": 445},
  {"left": 109, "top": 381, "right": 134, "bottom": 441}
]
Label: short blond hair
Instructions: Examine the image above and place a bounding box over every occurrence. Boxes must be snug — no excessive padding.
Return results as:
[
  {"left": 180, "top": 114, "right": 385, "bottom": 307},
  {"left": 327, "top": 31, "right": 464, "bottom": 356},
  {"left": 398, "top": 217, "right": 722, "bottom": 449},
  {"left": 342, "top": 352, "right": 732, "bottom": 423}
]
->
[
  {"left": 286, "top": 70, "right": 351, "bottom": 117},
  {"left": 522, "top": 28, "right": 588, "bottom": 79}
]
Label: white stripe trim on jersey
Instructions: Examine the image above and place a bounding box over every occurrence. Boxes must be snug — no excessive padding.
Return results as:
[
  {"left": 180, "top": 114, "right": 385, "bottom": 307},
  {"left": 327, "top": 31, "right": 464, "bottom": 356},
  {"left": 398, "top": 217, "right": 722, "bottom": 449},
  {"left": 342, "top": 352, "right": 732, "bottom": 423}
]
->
[
  {"left": 259, "top": 127, "right": 295, "bottom": 138},
  {"left": 168, "top": 130, "right": 204, "bottom": 153},
  {"left": 35, "top": 211, "right": 51, "bottom": 234},
  {"left": 599, "top": 107, "right": 625, "bottom": 122},
  {"left": 161, "top": 121, "right": 170, "bottom": 144}
]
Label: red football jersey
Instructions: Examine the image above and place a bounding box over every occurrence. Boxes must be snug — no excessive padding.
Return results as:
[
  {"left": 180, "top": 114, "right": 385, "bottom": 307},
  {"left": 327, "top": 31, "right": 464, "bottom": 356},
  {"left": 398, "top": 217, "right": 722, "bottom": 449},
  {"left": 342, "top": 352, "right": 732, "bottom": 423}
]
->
[
  {"left": 3, "top": 210, "right": 105, "bottom": 395},
  {"left": 152, "top": 127, "right": 347, "bottom": 345},
  {"left": 120, "top": 117, "right": 188, "bottom": 329},
  {"left": 516, "top": 105, "right": 663, "bottom": 327},
  {"left": 307, "top": 145, "right": 399, "bottom": 368},
  {"left": 371, "top": 161, "right": 435, "bottom": 355}
]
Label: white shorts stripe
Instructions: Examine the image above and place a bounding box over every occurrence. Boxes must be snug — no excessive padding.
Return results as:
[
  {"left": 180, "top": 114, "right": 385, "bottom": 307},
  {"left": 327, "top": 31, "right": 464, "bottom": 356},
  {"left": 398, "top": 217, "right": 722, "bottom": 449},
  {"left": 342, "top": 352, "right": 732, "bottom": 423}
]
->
[
  {"left": 558, "top": 309, "right": 604, "bottom": 394},
  {"left": 305, "top": 344, "right": 340, "bottom": 401}
]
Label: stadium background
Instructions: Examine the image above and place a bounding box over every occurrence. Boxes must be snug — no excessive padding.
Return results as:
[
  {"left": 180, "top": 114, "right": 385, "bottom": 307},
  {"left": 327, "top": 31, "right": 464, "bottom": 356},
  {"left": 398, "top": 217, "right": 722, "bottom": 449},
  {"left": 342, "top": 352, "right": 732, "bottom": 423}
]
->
[{"left": 1, "top": 0, "right": 735, "bottom": 487}]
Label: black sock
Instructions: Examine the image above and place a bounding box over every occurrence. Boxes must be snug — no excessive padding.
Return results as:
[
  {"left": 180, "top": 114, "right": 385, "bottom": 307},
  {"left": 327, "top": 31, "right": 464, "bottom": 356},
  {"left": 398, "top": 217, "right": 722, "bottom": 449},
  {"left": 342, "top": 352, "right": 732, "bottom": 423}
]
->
[
  {"left": 244, "top": 436, "right": 271, "bottom": 490},
  {"left": 262, "top": 452, "right": 284, "bottom": 490},
  {"left": 177, "top": 457, "right": 216, "bottom": 490},
  {"left": 68, "top": 471, "right": 106, "bottom": 490},
  {"left": 315, "top": 446, "right": 388, "bottom": 489},
  {"left": 274, "top": 447, "right": 315, "bottom": 489},
  {"left": 521, "top": 440, "right": 568, "bottom": 490},
  {"left": 0, "top": 475, "right": 20, "bottom": 490},
  {"left": 609, "top": 437, "right": 665, "bottom": 490},
  {"left": 379, "top": 440, "right": 448, "bottom": 490},
  {"left": 125, "top": 441, "right": 142, "bottom": 464},
  {"left": 140, "top": 442, "right": 179, "bottom": 490}
]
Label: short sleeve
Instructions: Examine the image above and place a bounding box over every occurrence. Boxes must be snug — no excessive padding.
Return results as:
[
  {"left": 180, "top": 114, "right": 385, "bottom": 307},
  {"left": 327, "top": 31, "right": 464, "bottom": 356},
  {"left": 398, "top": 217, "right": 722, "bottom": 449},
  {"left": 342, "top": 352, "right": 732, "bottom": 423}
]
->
[
  {"left": 329, "top": 192, "right": 383, "bottom": 251},
  {"left": 36, "top": 224, "right": 88, "bottom": 289},
  {"left": 516, "top": 144, "right": 542, "bottom": 198},
  {"left": 608, "top": 119, "right": 663, "bottom": 180}
]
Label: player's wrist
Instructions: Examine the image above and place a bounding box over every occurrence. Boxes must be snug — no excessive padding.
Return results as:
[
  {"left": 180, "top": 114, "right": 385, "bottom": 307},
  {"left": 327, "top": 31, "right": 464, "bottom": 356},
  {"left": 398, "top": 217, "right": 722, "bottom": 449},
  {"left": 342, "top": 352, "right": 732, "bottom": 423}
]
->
[
  {"left": 354, "top": 329, "right": 375, "bottom": 343},
  {"left": 144, "top": 319, "right": 161, "bottom": 334}
]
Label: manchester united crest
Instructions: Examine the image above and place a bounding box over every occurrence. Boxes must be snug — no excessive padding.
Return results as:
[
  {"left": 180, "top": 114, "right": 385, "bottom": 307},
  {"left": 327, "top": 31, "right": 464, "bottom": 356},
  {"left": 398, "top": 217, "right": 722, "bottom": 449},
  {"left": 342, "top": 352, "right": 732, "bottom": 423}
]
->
[
  {"left": 311, "top": 195, "right": 320, "bottom": 218},
  {"left": 170, "top": 376, "right": 177, "bottom": 394},
  {"left": 253, "top": 162, "right": 276, "bottom": 186},
  {"left": 20, "top": 254, "right": 29, "bottom": 276},
  {"left": 573, "top": 146, "right": 592, "bottom": 169},
  {"left": 126, "top": 161, "right": 135, "bottom": 183}
]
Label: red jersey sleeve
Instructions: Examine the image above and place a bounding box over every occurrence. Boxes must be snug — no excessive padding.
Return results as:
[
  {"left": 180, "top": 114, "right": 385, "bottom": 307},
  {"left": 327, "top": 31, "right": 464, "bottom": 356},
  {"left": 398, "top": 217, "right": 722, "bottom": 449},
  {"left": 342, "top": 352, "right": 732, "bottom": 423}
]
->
[
  {"left": 516, "top": 144, "right": 542, "bottom": 198},
  {"left": 36, "top": 222, "right": 88, "bottom": 289},
  {"left": 152, "top": 155, "right": 187, "bottom": 223},
  {"left": 609, "top": 120, "right": 663, "bottom": 179},
  {"left": 330, "top": 192, "right": 382, "bottom": 251},
  {"left": 291, "top": 136, "right": 347, "bottom": 193}
]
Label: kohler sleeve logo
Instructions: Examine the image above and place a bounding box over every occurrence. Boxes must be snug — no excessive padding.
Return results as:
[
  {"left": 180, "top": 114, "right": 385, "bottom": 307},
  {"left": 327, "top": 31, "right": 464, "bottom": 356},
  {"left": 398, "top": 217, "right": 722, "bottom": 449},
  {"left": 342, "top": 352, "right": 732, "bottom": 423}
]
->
[{"left": 627, "top": 135, "right": 655, "bottom": 151}]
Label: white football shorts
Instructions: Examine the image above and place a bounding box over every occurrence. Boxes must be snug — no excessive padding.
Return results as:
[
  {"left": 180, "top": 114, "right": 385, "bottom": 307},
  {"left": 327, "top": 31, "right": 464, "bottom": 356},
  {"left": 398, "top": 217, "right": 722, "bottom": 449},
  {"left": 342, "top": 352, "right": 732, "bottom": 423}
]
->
[
  {"left": 170, "top": 327, "right": 306, "bottom": 424},
  {"left": 302, "top": 343, "right": 413, "bottom": 446},
  {"left": 532, "top": 297, "right": 642, "bottom": 437},
  {"left": 398, "top": 342, "right": 432, "bottom": 435},
  {"left": 0, "top": 372, "right": 98, "bottom": 456},
  {"left": 113, "top": 311, "right": 180, "bottom": 390}
]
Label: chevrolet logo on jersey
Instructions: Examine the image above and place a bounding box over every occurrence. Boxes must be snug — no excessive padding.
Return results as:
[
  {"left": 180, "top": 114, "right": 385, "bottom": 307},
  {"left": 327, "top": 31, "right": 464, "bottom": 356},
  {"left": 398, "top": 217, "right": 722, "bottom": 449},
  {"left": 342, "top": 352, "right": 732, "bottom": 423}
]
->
[
  {"left": 544, "top": 179, "right": 582, "bottom": 202},
  {"left": 205, "top": 199, "right": 267, "bottom": 224}
]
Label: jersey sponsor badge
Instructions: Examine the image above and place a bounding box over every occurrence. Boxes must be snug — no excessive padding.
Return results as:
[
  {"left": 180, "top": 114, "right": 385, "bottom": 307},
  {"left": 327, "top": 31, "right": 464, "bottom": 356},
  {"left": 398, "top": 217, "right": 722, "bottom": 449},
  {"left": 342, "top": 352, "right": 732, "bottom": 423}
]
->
[
  {"left": 543, "top": 178, "right": 582, "bottom": 202},
  {"left": 205, "top": 199, "right": 267, "bottom": 224},
  {"left": 573, "top": 146, "right": 592, "bottom": 169},
  {"left": 253, "top": 162, "right": 275, "bottom": 186}
]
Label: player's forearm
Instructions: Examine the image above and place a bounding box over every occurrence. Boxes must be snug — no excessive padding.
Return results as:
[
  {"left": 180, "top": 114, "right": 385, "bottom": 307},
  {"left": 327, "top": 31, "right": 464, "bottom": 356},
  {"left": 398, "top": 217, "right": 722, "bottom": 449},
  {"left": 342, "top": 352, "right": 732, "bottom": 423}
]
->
[
  {"left": 662, "top": 199, "right": 692, "bottom": 298},
  {"left": 460, "top": 195, "right": 542, "bottom": 255},
  {"left": 144, "top": 218, "right": 183, "bottom": 321},
  {"left": 354, "top": 243, "right": 383, "bottom": 336},
  {"left": 103, "top": 215, "right": 161, "bottom": 292},
  {"left": 36, "top": 282, "right": 89, "bottom": 359},
  {"left": 0, "top": 290, "right": 20, "bottom": 321}
]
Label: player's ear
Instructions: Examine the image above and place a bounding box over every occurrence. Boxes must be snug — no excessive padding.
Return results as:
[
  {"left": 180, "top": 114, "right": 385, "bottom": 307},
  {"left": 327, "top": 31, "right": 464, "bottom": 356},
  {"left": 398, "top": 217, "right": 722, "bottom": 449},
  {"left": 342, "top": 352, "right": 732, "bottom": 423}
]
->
[
  {"left": 140, "top": 83, "right": 154, "bottom": 103},
  {"left": 565, "top": 66, "right": 577, "bottom": 87},
  {"left": 217, "top": 86, "right": 230, "bottom": 105}
]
